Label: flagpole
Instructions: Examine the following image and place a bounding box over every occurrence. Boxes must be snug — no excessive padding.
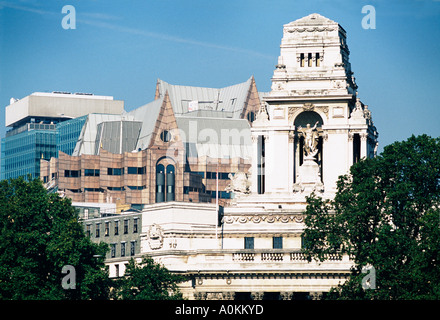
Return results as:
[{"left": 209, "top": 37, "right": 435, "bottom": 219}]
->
[{"left": 215, "top": 163, "right": 219, "bottom": 243}]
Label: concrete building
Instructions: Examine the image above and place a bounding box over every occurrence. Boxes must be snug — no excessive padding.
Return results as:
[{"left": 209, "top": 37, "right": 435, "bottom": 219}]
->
[
  {"left": 81, "top": 13, "right": 379, "bottom": 300},
  {"left": 1, "top": 92, "right": 124, "bottom": 180}
]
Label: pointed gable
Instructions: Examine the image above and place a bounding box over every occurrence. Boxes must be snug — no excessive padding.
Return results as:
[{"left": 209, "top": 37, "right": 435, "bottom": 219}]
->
[
  {"left": 239, "top": 75, "right": 262, "bottom": 124},
  {"left": 149, "top": 91, "right": 182, "bottom": 149}
]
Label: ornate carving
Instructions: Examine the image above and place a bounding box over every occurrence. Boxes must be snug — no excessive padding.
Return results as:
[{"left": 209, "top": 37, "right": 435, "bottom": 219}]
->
[
  {"left": 223, "top": 214, "right": 305, "bottom": 224},
  {"left": 225, "top": 171, "right": 251, "bottom": 195},
  {"left": 302, "top": 103, "right": 314, "bottom": 111},
  {"left": 280, "top": 292, "right": 293, "bottom": 300},
  {"left": 251, "top": 292, "right": 264, "bottom": 300},
  {"left": 147, "top": 223, "right": 164, "bottom": 250},
  {"left": 195, "top": 292, "right": 235, "bottom": 300}
]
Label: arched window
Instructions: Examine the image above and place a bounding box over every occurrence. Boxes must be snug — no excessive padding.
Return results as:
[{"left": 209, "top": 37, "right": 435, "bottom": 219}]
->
[
  {"left": 156, "top": 162, "right": 176, "bottom": 203},
  {"left": 156, "top": 164, "right": 165, "bottom": 203},
  {"left": 166, "top": 164, "right": 175, "bottom": 202}
]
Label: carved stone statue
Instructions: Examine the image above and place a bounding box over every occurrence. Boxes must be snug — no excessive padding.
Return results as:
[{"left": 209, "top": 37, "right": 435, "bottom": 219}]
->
[
  {"left": 297, "top": 121, "right": 319, "bottom": 158},
  {"left": 225, "top": 171, "right": 251, "bottom": 195},
  {"left": 147, "top": 223, "right": 164, "bottom": 250}
]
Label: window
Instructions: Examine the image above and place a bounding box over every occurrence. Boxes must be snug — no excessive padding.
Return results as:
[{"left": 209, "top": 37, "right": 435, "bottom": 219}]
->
[
  {"left": 207, "top": 172, "right": 230, "bottom": 180},
  {"left": 85, "top": 188, "right": 103, "bottom": 192},
  {"left": 84, "top": 169, "right": 100, "bottom": 176},
  {"left": 156, "top": 163, "right": 175, "bottom": 203},
  {"left": 124, "top": 220, "right": 128, "bottom": 234},
  {"left": 133, "top": 218, "right": 138, "bottom": 233},
  {"left": 110, "top": 243, "right": 116, "bottom": 258},
  {"left": 192, "top": 171, "right": 205, "bottom": 178},
  {"left": 308, "top": 53, "right": 313, "bottom": 67},
  {"left": 95, "top": 223, "right": 100, "bottom": 238},
  {"left": 244, "top": 237, "right": 254, "bottom": 249},
  {"left": 315, "top": 53, "right": 321, "bottom": 67},
  {"left": 115, "top": 264, "right": 120, "bottom": 277},
  {"left": 114, "top": 220, "right": 119, "bottom": 235},
  {"left": 121, "top": 242, "right": 126, "bottom": 257},
  {"left": 156, "top": 164, "right": 165, "bottom": 203},
  {"left": 84, "top": 209, "right": 89, "bottom": 220},
  {"left": 107, "top": 168, "right": 124, "bottom": 175},
  {"left": 209, "top": 191, "right": 231, "bottom": 199},
  {"left": 105, "top": 222, "right": 109, "bottom": 236},
  {"left": 300, "top": 53, "right": 305, "bottom": 67},
  {"left": 127, "top": 167, "right": 146, "bottom": 175},
  {"left": 166, "top": 165, "right": 175, "bottom": 202},
  {"left": 127, "top": 185, "right": 145, "bottom": 190},
  {"left": 301, "top": 235, "right": 309, "bottom": 249},
  {"left": 353, "top": 133, "right": 361, "bottom": 164},
  {"left": 108, "top": 187, "right": 124, "bottom": 191},
  {"left": 247, "top": 111, "right": 255, "bottom": 123},
  {"left": 130, "top": 241, "right": 136, "bottom": 256},
  {"left": 86, "top": 224, "right": 91, "bottom": 237},
  {"left": 160, "top": 130, "right": 172, "bottom": 142},
  {"left": 273, "top": 237, "right": 283, "bottom": 249},
  {"left": 65, "top": 170, "right": 80, "bottom": 177}
]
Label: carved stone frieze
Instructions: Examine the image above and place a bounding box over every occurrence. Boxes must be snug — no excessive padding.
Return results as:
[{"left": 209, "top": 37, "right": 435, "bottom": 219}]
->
[
  {"left": 223, "top": 214, "right": 305, "bottom": 224},
  {"left": 194, "top": 292, "right": 235, "bottom": 300}
]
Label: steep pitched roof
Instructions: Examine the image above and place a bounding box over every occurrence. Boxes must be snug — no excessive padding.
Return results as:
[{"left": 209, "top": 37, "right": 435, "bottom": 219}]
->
[
  {"left": 154, "top": 77, "right": 255, "bottom": 118},
  {"left": 72, "top": 113, "right": 133, "bottom": 156},
  {"left": 127, "top": 97, "right": 164, "bottom": 150},
  {"left": 175, "top": 116, "right": 252, "bottom": 160}
]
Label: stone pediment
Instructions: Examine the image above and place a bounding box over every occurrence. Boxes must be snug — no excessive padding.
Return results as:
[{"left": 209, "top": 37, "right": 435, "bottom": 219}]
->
[{"left": 285, "top": 13, "right": 337, "bottom": 27}]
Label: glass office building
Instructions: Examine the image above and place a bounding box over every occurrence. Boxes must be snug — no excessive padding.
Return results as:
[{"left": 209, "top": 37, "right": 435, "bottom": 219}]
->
[
  {"left": 1, "top": 117, "right": 87, "bottom": 180},
  {"left": 1, "top": 91, "right": 123, "bottom": 181},
  {"left": 1, "top": 123, "right": 57, "bottom": 180},
  {"left": 56, "top": 115, "right": 87, "bottom": 156}
]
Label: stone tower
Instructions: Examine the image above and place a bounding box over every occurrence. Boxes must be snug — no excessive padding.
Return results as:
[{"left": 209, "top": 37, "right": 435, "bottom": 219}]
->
[{"left": 250, "top": 13, "right": 378, "bottom": 202}]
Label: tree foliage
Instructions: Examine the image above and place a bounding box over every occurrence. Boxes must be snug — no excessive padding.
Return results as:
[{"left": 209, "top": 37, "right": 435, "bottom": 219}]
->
[
  {"left": 303, "top": 135, "right": 440, "bottom": 299},
  {"left": 0, "top": 177, "right": 110, "bottom": 299},
  {"left": 114, "top": 256, "right": 185, "bottom": 300}
]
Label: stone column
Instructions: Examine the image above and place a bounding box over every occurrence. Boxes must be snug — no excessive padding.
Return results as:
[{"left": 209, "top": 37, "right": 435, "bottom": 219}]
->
[
  {"left": 288, "top": 131, "right": 295, "bottom": 191},
  {"left": 348, "top": 132, "right": 354, "bottom": 170},
  {"left": 251, "top": 135, "right": 259, "bottom": 194},
  {"left": 263, "top": 135, "right": 269, "bottom": 193},
  {"left": 360, "top": 133, "right": 368, "bottom": 159}
]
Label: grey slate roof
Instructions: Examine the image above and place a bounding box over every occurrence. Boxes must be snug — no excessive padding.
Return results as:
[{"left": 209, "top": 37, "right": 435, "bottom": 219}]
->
[
  {"left": 176, "top": 116, "right": 251, "bottom": 160},
  {"left": 156, "top": 77, "right": 253, "bottom": 117},
  {"left": 72, "top": 78, "right": 255, "bottom": 159}
]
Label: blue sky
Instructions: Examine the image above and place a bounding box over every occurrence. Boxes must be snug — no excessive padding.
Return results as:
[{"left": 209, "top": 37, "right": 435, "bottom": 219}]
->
[{"left": 0, "top": 0, "right": 439, "bottom": 153}]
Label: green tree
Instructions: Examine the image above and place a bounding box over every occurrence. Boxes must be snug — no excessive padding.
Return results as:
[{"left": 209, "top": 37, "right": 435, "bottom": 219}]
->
[
  {"left": 302, "top": 134, "right": 440, "bottom": 299},
  {"left": 0, "top": 176, "right": 110, "bottom": 299},
  {"left": 115, "top": 256, "right": 185, "bottom": 300}
]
